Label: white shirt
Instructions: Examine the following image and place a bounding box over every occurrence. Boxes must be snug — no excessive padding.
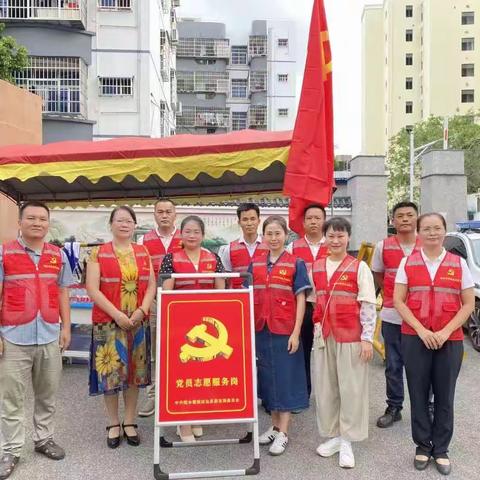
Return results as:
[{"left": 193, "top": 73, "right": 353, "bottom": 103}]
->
[
  {"left": 137, "top": 227, "right": 177, "bottom": 251},
  {"left": 372, "top": 238, "right": 417, "bottom": 325},
  {"left": 396, "top": 248, "right": 474, "bottom": 289},
  {"left": 218, "top": 234, "right": 263, "bottom": 272}
]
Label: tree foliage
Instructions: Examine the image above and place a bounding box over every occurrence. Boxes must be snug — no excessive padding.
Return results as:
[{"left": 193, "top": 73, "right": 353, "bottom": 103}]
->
[
  {"left": 0, "top": 23, "right": 28, "bottom": 83},
  {"left": 387, "top": 113, "right": 480, "bottom": 208}
]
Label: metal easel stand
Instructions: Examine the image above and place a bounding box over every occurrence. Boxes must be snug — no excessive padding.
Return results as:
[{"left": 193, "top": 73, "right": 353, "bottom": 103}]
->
[{"left": 153, "top": 272, "right": 260, "bottom": 479}]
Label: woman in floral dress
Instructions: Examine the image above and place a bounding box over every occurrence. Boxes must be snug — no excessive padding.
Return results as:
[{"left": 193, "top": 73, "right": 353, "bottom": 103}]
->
[{"left": 86, "top": 206, "right": 156, "bottom": 448}]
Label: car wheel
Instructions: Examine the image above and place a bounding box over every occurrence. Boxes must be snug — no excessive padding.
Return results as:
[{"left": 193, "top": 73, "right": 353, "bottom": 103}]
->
[{"left": 468, "top": 302, "right": 480, "bottom": 352}]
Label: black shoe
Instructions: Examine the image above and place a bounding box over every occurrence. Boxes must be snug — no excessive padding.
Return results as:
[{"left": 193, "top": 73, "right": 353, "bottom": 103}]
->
[
  {"left": 122, "top": 423, "right": 140, "bottom": 446},
  {"left": 376, "top": 406, "right": 402, "bottom": 428},
  {"left": 414, "top": 454, "right": 430, "bottom": 471},
  {"left": 434, "top": 456, "right": 451, "bottom": 476},
  {"left": 106, "top": 424, "right": 121, "bottom": 449},
  {"left": 0, "top": 454, "right": 19, "bottom": 480}
]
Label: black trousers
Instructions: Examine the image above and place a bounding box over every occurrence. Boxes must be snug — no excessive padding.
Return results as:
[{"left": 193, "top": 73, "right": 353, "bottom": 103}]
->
[
  {"left": 402, "top": 334, "right": 463, "bottom": 457},
  {"left": 300, "top": 302, "right": 314, "bottom": 396},
  {"left": 382, "top": 322, "right": 404, "bottom": 408}
]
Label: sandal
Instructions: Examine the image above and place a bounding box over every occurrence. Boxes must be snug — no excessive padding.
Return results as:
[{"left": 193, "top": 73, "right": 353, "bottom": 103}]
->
[
  {"left": 34, "top": 439, "right": 65, "bottom": 460},
  {"left": 106, "top": 424, "right": 121, "bottom": 449},
  {"left": 0, "top": 454, "right": 19, "bottom": 480},
  {"left": 122, "top": 423, "right": 140, "bottom": 447}
]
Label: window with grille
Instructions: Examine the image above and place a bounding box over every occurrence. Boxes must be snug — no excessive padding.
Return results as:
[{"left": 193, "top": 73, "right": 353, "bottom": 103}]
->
[
  {"left": 232, "top": 111, "right": 247, "bottom": 131},
  {"left": 405, "top": 77, "right": 413, "bottom": 89},
  {"left": 462, "top": 89, "right": 474, "bottom": 103},
  {"left": 406, "top": 5, "right": 413, "bottom": 17},
  {"left": 405, "top": 53, "right": 413, "bottom": 66},
  {"left": 98, "top": 0, "right": 132, "bottom": 10},
  {"left": 13, "top": 56, "right": 85, "bottom": 115},
  {"left": 231, "top": 46, "right": 248, "bottom": 65},
  {"left": 249, "top": 36, "right": 267, "bottom": 56},
  {"left": 462, "top": 64, "right": 474, "bottom": 77},
  {"left": 278, "top": 108, "right": 289, "bottom": 117},
  {"left": 462, "top": 38, "right": 474, "bottom": 51},
  {"left": 99, "top": 77, "right": 133, "bottom": 96},
  {"left": 231, "top": 79, "right": 248, "bottom": 98},
  {"left": 462, "top": 12, "right": 474, "bottom": 25},
  {"left": 405, "top": 29, "right": 413, "bottom": 42},
  {"left": 277, "top": 38, "right": 288, "bottom": 47},
  {"left": 405, "top": 101, "right": 413, "bottom": 114},
  {"left": 278, "top": 74, "right": 288, "bottom": 83}
]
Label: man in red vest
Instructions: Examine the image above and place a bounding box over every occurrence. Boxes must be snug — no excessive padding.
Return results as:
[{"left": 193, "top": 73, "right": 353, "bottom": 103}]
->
[
  {"left": 138, "top": 198, "right": 182, "bottom": 417},
  {"left": 286, "top": 204, "right": 329, "bottom": 397},
  {"left": 218, "top": 203, "right": 267, "bottom": 289},
  {"left": 0, "top": 201, "right": 74, "bottom": 480},
  {"left": 371, "top": 201, "right": 420, "bottom": 428}
]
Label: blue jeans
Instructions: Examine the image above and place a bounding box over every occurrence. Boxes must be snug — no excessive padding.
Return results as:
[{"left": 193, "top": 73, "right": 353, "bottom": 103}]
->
[{"left": 382, "top": 322, "right": 404, "bottom": 409}]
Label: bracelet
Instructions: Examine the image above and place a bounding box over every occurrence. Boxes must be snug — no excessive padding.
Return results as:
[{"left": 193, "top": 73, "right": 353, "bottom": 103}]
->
[{"left": 137, "top": 306, "right": 147, "bottom": 317}]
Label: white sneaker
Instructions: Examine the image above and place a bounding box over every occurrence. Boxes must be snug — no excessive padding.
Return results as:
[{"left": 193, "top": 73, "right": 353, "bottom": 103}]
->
[
  {"left": 176, "top": 426, "right": 196, "bottom": 443},
  {"left": 259, "top": 426, "right": 279, "bottom": 445},
  {"left": 191, "top": 425, "right": 203, "bottom": 437},
  {"left": 316, "top": 437, "right": 342, "bottom": 457},
  {"left": 138, "top": 398, "right": 155, "bottom": 417},
  {"left": 269, "top": 432, "right": 288, "bottom": 456},
  {"left": 339, "top": 439, "right": 355, "bottom": 468}
]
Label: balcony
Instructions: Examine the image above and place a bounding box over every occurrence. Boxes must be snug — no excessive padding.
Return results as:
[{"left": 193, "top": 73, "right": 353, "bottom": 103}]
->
[
  {"left": 177, "top": 38, "right": 230, "bottom": 60},
  {"left": 177, "top": 71, "right": 229, "bottom": 94},
  {"left": 249, "top": 105, "right": 267, "bottom": 129},
  {"left": 177, "top": 106, "right": 230, "bottom": 129},
  {"left": 250, "top": 71, "right": 267, "bottom": 93},
  {"left": 160, "top": 45, "right": 170, "bottom": 82},
  {"left": 0, "top": 0, "right": 87, "bottom": 29},
  {"left": 249, "top": 35, "right": 267, "bottom": 58},
  {"left": 13, "top": 56, "right": 87, "bottom": 118}
]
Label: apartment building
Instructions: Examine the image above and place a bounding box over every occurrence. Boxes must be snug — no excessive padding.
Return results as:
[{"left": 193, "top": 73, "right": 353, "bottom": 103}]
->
[
  {"left": 176, "top": 19, "right": 296, "bottom": 134},
  {"left": 362, "top": 0, "right": 480, "bottom": 155},
  {"left": 1, "top": 0, "right": 179, "bottom": 143}
]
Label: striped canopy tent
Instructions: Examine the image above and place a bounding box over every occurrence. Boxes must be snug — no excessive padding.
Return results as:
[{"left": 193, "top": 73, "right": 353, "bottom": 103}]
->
[{"left": 0, "top": 130, "right": 292, "bottom": 206}]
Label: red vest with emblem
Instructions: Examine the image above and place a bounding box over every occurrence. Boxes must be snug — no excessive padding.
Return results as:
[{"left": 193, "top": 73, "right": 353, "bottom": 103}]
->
[
  {"left": 92, "top": 242, "right": 151, "bottom": 324},
  {"left": 252, "top": 251, "right": 297, "bottom": 335},
  {"left": 0, "top": 240, "right": 62, "bottom": 326},
  {"left": 229, "top": 239, "right": 268, "bottom": 289},
  {"left": 172, "top": 248, "right": 218, "bottom": 290},
  {"left": 382, "top": 236, "right": 421, "bottom": 308},
  {"left": 312, "top": 255, "right": 362, "bottom": 343},
  {"left": 402, "top": 251, "right": 464, "bottom": 341},
  {"left": 143, "top": 228, "right": 183, "bottom": 277},
  {"left": 292, "top": 237, "right": 329, "bottom": 273}
]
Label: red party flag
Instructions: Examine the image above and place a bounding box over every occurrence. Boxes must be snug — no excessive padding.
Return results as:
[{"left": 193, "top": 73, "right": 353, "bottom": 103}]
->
[{"left": 283, "top": 0, "right": 335, "bottom": 235}]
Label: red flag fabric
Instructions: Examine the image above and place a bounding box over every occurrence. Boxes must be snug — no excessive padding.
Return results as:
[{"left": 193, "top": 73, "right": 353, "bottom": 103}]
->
[{"left": 283, "top": 0, "right": 334, "bottom": 235}]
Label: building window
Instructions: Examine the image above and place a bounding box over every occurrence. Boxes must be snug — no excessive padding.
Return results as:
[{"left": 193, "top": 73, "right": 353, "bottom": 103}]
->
[
  {"left": 462, "top": 64, "right": 475, "bottom": 77},
  {"left": 99, "top": 77, "right": 133, "bottom": 96},
  {"left": 277, "top": 38, "right": 288, "bottom": 48},
  {"left": 462, "top": 12, "right": 474, "bottom": 25},
  {"left": 405, "top": 53, "right": 413, "bottom": 66},
  {"left": 462, "top": 38, "right": 475, "bottom": 51},
  {"left": 231, "top": 46, "right": 248, "bottom": 65},
  {"left": 278, "top": 108, "right": 289, "bottom": 117},
  {"left": 278, "top": 74, "right": 288, "bottom": 83},
  {"left": 231, "top": 79, "right": 248, "bottom": 98},
  {"left": 405, "top": 77, "right": 413, "bottom": 89},
  {"left": 406, "top": 5, "right": 413, "bottom": 17},
  {"left": 405, "top": 101, "right": 413, "bottom": 114},
  {"left": 98, "top": 0, "right": 132, "bottom": 10},
  {"left": 232, "top": 111, "right": 248, "bottom": 131},
  {"left": 462, "top": 89, "right": 474, "bottom": 103},
  {"left": 405, "top": 29, "right": 413, "bottom": 42},
  {"left": 13, "top": 56, "right": 85, "bottom": 115}
]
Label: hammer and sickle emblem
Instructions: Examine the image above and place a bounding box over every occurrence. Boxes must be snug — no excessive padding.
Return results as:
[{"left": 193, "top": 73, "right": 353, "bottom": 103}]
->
[
  {"left": 180, "top": 316, "right": 233, "bottom": 363},
  {"left": 340, "top": 274, "right": 349, "bottom": 281},
  {"left": 50, "top": 256, "right": 57, "bottom": 264},
  {"left": 279, "top": 269, "right": 287, "bottom": 276},
  {"left": 447, "top": 269, "right": 454, "bottom": 276}
]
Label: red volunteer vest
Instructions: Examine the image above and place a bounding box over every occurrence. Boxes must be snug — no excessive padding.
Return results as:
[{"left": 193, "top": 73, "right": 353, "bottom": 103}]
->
[
  {"left": 0, "top": 240, "right": 62, "bottom": 326},
  {"left": 292, "top": 237, "right": 329, "bottom": 272},
  {"left": 312, "top": 255, "right": 362, "bottom": 343},
  {"left": 251, "top": 251, "right": 297, "bottom": 335},
  {"left": 171, "top": 249, "right": 218, "bottom": 290},
  {"left": 229, "top": 239, "right": 268, "bottom": 289},
  {"left": 92, "top": 242, "right": 151, "bottom": 324},
  {"left": 143, "top": 228, "right": 183, "bottom": 277},
  {"left": 382, "top": 236, "right": 421, "bottom": 308},
  {"left": 402, "top": 251, "right": 464, "bottom": 341}
]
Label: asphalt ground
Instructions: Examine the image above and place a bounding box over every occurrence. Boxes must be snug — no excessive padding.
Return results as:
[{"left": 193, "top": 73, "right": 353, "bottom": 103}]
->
[{"left": 1, "top": 341, "right": 480, "bottom": 480}]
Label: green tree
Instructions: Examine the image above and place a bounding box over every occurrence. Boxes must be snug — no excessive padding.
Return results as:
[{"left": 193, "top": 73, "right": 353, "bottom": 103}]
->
[
  {"left": 387, "top": 113, "right": 480, "bottom": 208},
  {"left": 0, "top": 23, "right": 28, "bottom": 83}
]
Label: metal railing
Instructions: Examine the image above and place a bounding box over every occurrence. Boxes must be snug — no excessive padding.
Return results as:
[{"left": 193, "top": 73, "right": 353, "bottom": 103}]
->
[
  {"left": 177, "top": 106, "right": 230, "bottom": 129},
  {"left": 250, "top": 71, "right": 267, "bottom": 92},
  {"left": 249, "top": 105, "right": 267, "bottom": 128},
  {"left": 0, "top": 0, "right": 87, "bottom": 26},
  {"left": 177, "top": 71, "right": 229, "bottom": 94},
  {"left": 177, "top": 37, "right": 230, "bottom": 59},
  {"left": 248, "top": 35, "right": 267, "bottom": 57},
  {"left": 98, "top": 0, "right": 131, "bottom": 10}
]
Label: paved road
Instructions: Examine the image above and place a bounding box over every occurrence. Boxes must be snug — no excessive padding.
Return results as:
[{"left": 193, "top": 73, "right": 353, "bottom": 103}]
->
[{"left": 2, "top": 341, "right": 480, "bottom": 480}]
